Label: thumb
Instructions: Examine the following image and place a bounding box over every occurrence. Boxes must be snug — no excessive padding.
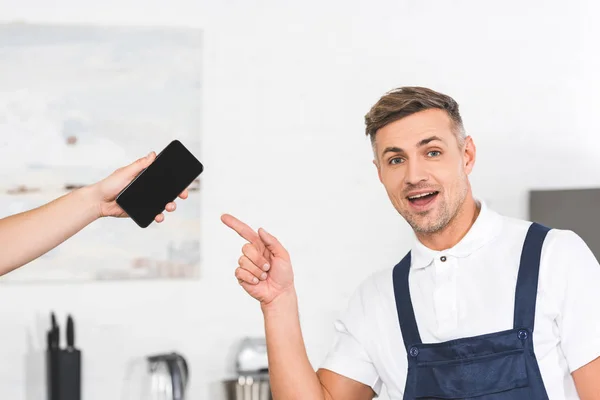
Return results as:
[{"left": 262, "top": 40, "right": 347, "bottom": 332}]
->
[
  {"left": 258, "top": 228, "right": 288, "bottom": 259},
  {"left": 122, "top": 151, "right": 155, "bottom": 178}
]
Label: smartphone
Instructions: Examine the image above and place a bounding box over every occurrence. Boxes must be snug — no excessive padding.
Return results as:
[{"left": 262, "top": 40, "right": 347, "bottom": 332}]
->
[{"left": 116, "top": 140, "right": 203, "bottom": 228}]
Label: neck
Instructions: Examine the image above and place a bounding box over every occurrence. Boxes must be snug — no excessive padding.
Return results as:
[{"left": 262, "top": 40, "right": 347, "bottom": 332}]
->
[{"left": 416, "top": 195, "right": 480, "bottom": 251}]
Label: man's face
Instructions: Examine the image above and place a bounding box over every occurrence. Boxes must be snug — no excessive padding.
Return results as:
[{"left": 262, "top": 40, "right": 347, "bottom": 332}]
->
[{"left": 373, "top": 109, "right": 475, "bottom": 234}]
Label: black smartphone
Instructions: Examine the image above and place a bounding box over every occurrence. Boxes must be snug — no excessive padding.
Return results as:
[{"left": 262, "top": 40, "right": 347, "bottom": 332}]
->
[{"left": 116, "top": 140, "right": 203, "bottom": 228}]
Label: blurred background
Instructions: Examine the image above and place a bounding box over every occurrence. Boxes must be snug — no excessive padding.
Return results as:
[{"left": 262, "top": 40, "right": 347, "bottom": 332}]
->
[{"left": 0, "top": 0, "right": 599, "bottom": 399}]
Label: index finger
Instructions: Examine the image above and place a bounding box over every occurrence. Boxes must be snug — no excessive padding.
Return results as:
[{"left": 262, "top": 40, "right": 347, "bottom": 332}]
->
[{"left": 221, "top": 213, "right": 260, "bottom": 244}]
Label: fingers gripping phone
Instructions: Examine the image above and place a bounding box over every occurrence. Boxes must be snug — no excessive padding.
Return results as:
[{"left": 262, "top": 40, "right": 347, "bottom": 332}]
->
[{"left": 116, "top": 140, "right": 204, "bottom": 228}]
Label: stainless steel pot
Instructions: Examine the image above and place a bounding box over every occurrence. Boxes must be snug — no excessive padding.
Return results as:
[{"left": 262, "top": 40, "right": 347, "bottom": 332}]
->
[{"left": 223, "top": 375, "right": 272, "bottom": 400}]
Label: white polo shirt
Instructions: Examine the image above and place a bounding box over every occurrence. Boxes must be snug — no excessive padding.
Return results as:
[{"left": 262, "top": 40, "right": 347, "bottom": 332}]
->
[{"left": 320, "top": 200, "right": 600, "bottom": 399}]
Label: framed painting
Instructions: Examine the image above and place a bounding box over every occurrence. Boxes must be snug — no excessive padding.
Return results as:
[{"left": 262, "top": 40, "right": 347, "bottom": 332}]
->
[{"left": 0, "top": 22, "right": 203, "bottom": 282}]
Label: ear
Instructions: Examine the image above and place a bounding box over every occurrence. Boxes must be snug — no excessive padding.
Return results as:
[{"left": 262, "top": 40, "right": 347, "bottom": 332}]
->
[
  {"left": 373, "top": 159, "right": 383, "bottom": 183},
  {"left": 463, "top": 136, "right": 476, "bottom": 175}
]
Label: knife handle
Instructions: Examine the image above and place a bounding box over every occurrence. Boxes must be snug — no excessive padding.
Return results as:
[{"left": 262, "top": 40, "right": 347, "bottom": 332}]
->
[{"left": 66, "top": 315, "right": 74, "bottom": 348}]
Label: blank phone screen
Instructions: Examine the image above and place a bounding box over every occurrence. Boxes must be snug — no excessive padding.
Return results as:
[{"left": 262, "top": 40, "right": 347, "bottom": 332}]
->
[{"left": 116, "top": 140, "right": 203, "bottom": 228}]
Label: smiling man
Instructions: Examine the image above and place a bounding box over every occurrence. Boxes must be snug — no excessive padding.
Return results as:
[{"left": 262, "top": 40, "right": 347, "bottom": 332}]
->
[{"left": 222, "top": 87, "right": 600, "bottom": 399}]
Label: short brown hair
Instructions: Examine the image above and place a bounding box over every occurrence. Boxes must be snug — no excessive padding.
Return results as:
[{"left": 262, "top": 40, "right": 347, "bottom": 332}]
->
[{"left": 364, "top": 86, "right": 465, "bottom": 147}]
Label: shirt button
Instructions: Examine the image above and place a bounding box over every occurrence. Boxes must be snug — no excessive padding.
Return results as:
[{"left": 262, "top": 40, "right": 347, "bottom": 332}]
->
[{"left": 440, "top": 256, "right": 447, "bottom": 262}]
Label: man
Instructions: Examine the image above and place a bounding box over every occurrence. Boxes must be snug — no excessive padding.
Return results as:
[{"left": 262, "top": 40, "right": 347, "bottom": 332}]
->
[
  {"left": 0, "top": 151, "right": 188, "bottom": 277},
  {"left": 222, "top": 86, "right": 600, "bottom": 399}
]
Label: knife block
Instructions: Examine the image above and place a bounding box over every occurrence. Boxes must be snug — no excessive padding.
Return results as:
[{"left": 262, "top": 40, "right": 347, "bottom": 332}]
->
[{"left": 46, "top": 348, "right": 81, "bottom": 400}]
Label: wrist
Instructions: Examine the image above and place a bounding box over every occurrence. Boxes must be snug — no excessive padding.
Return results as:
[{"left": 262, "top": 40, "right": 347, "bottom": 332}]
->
[
  {"left": 261, "top": 287, "right": 298, "bottom": 316},
  {"left": 77, "top": 184, "right": 103, "bottom": 221}
]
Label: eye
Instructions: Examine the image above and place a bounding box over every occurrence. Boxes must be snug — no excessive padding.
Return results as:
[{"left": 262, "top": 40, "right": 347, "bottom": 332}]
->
[
  {"left": 389, "top": 157, "right": 404, "bottom": 165},
  {"left": 427, "top": 150, "right": 441, "bottom": 157}
]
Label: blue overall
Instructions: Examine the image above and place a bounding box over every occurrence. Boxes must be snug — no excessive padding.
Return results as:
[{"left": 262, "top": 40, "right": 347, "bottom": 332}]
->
[{"left": 393, "top": 222, "right": 551, "bottom": 399}]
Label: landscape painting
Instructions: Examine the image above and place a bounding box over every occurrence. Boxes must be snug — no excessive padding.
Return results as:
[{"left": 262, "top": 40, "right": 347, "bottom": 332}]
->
[{"left": 0, "top": 22, "right": 203, "bottom": 282}]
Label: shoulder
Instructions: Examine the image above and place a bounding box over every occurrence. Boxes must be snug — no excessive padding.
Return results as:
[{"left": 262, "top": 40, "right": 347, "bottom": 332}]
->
[
  {"left": 497, "top": 213, "right": 538, "bottom": 237},
  {"left": 346, "top": 267, "right": 394, "bottom": 308},
  {"left": 543, "top": 227, "right": 592, "bottom": 253},
  {"left": 541, "top": 227, "right": 598, "bottom": 275},
  {"left": 333, "top": 268, "right": 394, "bottom": 337},
  {"left": 486, "top": 210, "right": 597, "bottom": 279},
  {"left": 339, "top": 266, "right": 397, "bottom": 323},
  {"left": 496, "top": 212, "right": 592, "bottom": 256},
  {"left": 499, "top": 213, "right": 599, "bottom": 295},
  {"left": 336, "top": 266, "right": 398, "bottom": 343}
]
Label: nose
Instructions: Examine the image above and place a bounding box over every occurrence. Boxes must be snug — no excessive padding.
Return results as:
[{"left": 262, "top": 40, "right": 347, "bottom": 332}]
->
[{"left": 404, "top": 159, "right": 428, "bottom": 186}]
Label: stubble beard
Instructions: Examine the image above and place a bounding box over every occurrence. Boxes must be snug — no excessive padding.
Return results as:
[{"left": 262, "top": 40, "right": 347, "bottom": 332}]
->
[{"left": 400, "top": 181, "right": 468, "bottom": 235}]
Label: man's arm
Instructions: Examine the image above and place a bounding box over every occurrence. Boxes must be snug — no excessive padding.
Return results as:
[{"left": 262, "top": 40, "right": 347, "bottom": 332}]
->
[
  {"left": 221, "top": 215, "right": 376, "bottom": 400},
  {"left": 573, "top": 357, "right": 600, "bottom": 400},
  {"left": 318, "top": 369, "right": 376, "bottom": 400},
  {"left": 547, "top": 230, "right": 600, "bottom": 398},
  {"left": 262, "top": 288, "right": 375, "bottom": 400},
  {"left": 0, "top": 152, "right": 187, "bottom": 277}
]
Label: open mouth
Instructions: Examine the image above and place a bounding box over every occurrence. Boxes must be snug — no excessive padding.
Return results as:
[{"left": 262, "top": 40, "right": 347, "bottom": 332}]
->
[{"left": 407, "top": 191, "right": 439, "bottom": 208}]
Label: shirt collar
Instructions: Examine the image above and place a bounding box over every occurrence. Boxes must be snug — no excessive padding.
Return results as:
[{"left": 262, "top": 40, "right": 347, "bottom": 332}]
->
[{"left": 410, "top": 199, "right": 503, "bottom": 270}]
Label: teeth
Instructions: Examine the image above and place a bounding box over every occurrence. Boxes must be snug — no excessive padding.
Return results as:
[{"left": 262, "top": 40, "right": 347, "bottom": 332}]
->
[{"left": 409, "top": 192, "right": 435, "bottom": 200}]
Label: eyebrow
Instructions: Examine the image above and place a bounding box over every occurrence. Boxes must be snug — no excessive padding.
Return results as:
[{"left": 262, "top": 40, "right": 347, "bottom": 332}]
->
[{"left": 381, "top": 135, "right": 445, "bottom": 157}]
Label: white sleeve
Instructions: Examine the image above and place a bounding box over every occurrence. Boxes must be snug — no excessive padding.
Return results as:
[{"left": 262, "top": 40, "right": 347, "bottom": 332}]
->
[
  {"left": 549, "top": 229, "right": 600, "bottom": 372},
  {"left": 319, "top": 282, "right": 383, "bottom": 395}
]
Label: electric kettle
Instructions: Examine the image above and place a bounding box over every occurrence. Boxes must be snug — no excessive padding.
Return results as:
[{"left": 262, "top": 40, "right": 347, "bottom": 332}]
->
[{"left": 146, "top": 352, "right": 189, "bottom": 400}]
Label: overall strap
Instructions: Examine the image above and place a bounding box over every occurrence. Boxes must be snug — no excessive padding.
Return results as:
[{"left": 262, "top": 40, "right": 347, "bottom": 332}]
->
[
  {"left": 393, "top": 251, "right": 422, "bottom": 351},
  {"left": 513, "top": 222, "right": 551, "bottom": 331}
]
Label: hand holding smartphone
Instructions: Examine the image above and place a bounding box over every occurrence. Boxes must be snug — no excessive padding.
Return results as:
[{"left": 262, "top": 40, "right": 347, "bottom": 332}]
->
[{"left": 116, "top": 140, "right": 203, "bottom": 228}]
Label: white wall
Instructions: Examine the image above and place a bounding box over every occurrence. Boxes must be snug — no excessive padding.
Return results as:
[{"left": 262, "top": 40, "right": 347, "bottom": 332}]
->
[{"left": 0, "top": 0, "right": 599, "bottom": 399}]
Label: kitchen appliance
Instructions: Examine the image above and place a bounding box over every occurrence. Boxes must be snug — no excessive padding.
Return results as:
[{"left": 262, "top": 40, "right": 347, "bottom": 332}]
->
[
  {"left": 222, "top": 337, "right": 272, "bottom": 400},
  {"left": 144, "top": 352, "right": 189, "bottom": 400},
  {"left": 223, "top": 375, "right": 272, "bottom": 400},
  {"left": 235, "top": 338, "right": 268, "bottom": 375}
]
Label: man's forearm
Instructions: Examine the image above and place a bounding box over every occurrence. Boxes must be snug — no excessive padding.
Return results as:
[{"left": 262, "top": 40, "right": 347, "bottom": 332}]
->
[
  {"left": 261, "top": 289, "right": 325, "bottom": 400},
  {"left": 0, "top": 185, "right": 100, "bottom": 276}
]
